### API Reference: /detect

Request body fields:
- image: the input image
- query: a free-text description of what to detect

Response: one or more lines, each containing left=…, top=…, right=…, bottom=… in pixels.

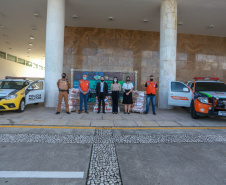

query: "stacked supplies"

left=58, top=88, right=80, bottom=112
left=132, top=90, right=146, bottom=113
left=93, top=96, right=120, bottom=113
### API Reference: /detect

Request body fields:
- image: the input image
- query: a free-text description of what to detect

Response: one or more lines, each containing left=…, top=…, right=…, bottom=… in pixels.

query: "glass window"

left=39, top=65, right=43, bottom=70
left=195, top=82, right=226, bottom=92
left=0, top=51, right=6, bottom=59
left=0, top=81, right=25, bottom=89
left=26, top=61, right=32, bottom=67
left=171, top=82, right=188, bottom=92
left=7, top=54, right=17, bottom=62
left=32, top=63, right=38, bottom=69
left=18, top=58, right=25, bottom=65
left=31, top=82, right=43, bottom=90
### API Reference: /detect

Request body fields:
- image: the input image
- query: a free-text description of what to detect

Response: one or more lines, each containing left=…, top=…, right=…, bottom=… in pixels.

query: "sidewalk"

left=0, top=103, right=226, bottom=127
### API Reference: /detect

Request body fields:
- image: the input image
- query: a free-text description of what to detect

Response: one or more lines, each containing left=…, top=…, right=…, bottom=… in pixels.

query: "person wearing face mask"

left=111, top=77, right=121, bottom=114
left=56, top=73, right=71, bottom=114
left=122, top=76, right=133, bottom=114
left=78, top=74, right=90, bottom=114
left=145, top=75, right=158, bottom=115
left=96, top=76, right=108, bottom=114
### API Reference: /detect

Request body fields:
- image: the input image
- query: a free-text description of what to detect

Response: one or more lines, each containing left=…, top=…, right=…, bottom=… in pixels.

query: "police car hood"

left=0, top=89, right=19, bottom=97
left=198, top=91, right=226, bottom=99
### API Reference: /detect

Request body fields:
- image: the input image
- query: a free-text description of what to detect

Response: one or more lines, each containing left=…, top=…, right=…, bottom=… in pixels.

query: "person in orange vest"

left=78, top=74, right=90, bottom=114
left=145, top=75, right=158, bottom=115
left=56, top=73, right=71, bottom=114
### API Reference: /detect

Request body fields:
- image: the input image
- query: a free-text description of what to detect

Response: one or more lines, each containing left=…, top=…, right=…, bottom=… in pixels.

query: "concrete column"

left=158, top=0, right=177, bottom=109
left=45, top=0, right=65, bottom=107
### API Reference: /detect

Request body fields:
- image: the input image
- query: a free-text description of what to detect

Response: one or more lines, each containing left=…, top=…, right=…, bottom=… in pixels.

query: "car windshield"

left=0, top=81, right=27, bottom=90
left=195, top=82, right=226, bottom=92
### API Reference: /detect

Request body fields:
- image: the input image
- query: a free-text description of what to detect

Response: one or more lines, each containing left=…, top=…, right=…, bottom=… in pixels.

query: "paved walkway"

left=0, top=104, right=226, bottom=127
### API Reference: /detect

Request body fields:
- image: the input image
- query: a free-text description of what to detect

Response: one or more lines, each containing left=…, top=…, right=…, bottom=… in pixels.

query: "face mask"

left=101, top=80, right=104, bottom=82
left=127, top=80, right=130, bottom=82
left=150, top=79, right=153, bottom=81
left=83, top=77, right=87, bottom=80
left=114, top=79, right=117, bottom=82
left=62, top=76, right=66, bottom=79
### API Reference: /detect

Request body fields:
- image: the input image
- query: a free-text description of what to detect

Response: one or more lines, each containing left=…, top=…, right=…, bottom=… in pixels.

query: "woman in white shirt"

left=122, top=76, right=133, bottom=114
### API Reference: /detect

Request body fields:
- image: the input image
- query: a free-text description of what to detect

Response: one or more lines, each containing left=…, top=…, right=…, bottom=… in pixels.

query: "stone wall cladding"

left=64, top=27, right=226, bottom=92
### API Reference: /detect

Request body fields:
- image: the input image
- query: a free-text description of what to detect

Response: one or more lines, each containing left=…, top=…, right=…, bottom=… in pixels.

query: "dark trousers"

left=112, top=91, right=119, bottom=112
left=98, top=92, right=105, bottom=113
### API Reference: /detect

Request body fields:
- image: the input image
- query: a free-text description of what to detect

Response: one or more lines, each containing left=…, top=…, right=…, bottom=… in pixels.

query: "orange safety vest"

left=79, top=79, right=89, bottom=92
left=146, top=81, right=157, bottom=95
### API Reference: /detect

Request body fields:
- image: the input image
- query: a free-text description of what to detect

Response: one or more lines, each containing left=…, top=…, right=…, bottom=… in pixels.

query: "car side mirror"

left=183, top=87, right=189, bottom=92
left=28, top=87, right=33, bottom=91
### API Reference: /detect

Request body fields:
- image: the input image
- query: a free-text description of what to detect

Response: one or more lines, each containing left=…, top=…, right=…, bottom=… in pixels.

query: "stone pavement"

left=1, top=127, right=226, bottom=185
left=0, top=103, right=226, bottom=127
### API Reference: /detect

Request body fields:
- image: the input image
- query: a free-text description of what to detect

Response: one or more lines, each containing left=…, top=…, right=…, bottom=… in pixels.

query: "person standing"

left=111, top=77, right=121, bottom=114
left=96, top=76, right=108, bottom=114
left=78, top=74, right=90, bottom=114
left=56, top=73, right=70, bottom=114
left=122, top=76, right=133, bottom=114
left=145, top=75, right=158, bottom=115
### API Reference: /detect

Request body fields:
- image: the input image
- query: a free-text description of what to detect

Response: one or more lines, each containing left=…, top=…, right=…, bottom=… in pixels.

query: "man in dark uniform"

left=96, top=76, right=108, bottom=114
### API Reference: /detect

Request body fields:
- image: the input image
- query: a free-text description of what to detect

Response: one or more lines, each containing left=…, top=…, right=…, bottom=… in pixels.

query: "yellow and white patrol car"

left=0, top=76, right=45, bottom=112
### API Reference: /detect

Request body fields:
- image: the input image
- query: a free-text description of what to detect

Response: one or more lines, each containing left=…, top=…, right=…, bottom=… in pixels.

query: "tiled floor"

left=0, top=104, right=226, bottom=127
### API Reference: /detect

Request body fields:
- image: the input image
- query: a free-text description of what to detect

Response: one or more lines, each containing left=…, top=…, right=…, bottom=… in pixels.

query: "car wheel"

left=191, top=101, right=199, bottom=119
left=18, top=99, right=25, bottom=112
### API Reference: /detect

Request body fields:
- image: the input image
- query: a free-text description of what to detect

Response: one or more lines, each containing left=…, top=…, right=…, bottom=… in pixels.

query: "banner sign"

left=73, top=71, right=135, bottom=102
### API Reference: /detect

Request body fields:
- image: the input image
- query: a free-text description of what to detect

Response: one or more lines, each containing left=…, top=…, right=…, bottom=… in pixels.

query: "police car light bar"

left=5, top=76, right=27, bottom=80
left=194, top=77, right=220, bottom=81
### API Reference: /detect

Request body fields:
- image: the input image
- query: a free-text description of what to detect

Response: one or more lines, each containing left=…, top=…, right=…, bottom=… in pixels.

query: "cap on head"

left=62, top=73, right=66, bottom=76
left=150, top=75, right=154, bottom=77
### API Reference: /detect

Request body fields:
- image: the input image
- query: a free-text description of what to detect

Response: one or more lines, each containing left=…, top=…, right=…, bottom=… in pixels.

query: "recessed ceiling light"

left=30, top=36, right=35, bottom=40
left=0, top=25, right=5, bottom=29
left=143, top=19, right=149, bottom=23
left=34, top=13, right=40, bottom=17
left=72, top=15, right=78, bottom=19
left=8, top=48, right=12, bottom=50
left=31, top=26, right=36, bottom=30
left=3, top=35, right=8, bottom=38
left=108, top=17, right=114, bottom=21
left=207, top=25, right=214, bottom=29
left=28, top=48, right=31, bottom=51
left=29, top=43, right=33, bottom=46
left=178, top=22, right=183, bottom=25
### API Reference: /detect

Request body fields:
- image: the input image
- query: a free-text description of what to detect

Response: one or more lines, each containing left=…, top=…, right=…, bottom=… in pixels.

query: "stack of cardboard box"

left=58, top=88, right=80, bottom=112
left=132, top=90, right=146, bottom=113
left=93, top=96, right=120, bottom=113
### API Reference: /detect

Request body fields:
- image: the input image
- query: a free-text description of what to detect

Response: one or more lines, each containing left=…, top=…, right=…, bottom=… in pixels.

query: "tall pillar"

left=158, top=0, right=177, bottom=109
left=45, top=0, right=65, bottom=107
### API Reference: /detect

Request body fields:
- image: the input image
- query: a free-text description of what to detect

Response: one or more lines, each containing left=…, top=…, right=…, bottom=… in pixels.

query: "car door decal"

left=171, top=96, right=189, bottom=100
left=29, top=94, right=41, bottom=100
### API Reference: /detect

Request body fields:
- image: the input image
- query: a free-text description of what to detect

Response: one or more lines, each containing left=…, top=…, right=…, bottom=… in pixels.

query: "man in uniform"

left=78, top=74, right=90, bottom=114
left=145, top=75, right=158, bottom=115
left=56, top=73, right=70, bottom=114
